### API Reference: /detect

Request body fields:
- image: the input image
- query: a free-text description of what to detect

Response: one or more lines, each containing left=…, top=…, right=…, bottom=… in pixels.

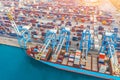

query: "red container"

left=27, top=48, right=31, bottom=55
left=80, top=25, right=84, bottom=29
left=81, top=18, right=85, bottom=23
left=118, top=58, right=120, bottom=64
left=99, top=54, right=105, bottom=59
left=72, top=28, right=75, bottom=32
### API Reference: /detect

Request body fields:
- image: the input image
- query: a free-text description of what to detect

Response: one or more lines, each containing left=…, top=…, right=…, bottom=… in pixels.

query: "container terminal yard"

left=0, top=0, right=120, bottom=80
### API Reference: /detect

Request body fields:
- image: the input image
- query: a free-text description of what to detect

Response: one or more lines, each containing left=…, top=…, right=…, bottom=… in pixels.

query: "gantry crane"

left=99, top=32, right=119, bottom=75
left=79, top=29, right=91, bottom=59
left=7, top=11, right=31, bottom=48
left=41, top=29, right=57, bottom=52
left=54, top=27, right=70, bottom=55
left=35, top=29, right=57, bottom=60
left=99, top=32, right=116, bottom=58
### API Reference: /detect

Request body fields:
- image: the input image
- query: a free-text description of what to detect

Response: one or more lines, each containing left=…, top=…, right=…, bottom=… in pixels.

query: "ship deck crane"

left=79, top=29, right=91, bottom=59
left=54, top=27, right=70, bottom=55
left=35, top=29, right=57, bottom=60
left=7, top=11, right=31, bottom=48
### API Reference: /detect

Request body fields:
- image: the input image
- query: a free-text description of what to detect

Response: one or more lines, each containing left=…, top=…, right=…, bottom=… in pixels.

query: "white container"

left=99, top=58, right=104, bottom=62
left=94, top=36, right=98, bottom=39
left=94, top=44, right=100, bottom=50
left=90, top=30, right=94, bottom=34
left=94, top=38, right=99, bottom=43
left=99, top=64, right=107, bottom=73
left=75, top=56, right=80, bottom=60
left=69, top=58, right=74, bottom=62
left=98, top=34, right=102, bottom=40
left=91, top=34, right=94, bottom=39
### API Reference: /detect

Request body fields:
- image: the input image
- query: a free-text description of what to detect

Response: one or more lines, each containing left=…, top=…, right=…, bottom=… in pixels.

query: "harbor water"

left=0, top=45, right=106, bottom=80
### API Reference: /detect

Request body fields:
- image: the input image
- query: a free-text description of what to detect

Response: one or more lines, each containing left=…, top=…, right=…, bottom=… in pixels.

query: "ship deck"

left=50, top=50, right=99, bottom=72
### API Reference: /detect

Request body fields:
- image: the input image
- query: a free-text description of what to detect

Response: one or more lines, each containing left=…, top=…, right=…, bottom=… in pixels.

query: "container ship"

left=26, top=28, right=120, bottom=80
left=0, top=0, right=120, bottom=80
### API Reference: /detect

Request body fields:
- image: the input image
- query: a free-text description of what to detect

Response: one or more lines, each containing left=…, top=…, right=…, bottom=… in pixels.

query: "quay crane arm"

left=54, top=27, right=70, bottom=55
left=7, top=12, right=21, bottom=35
left=7, top=12, right=31, bottom=48
left=35, top=29, right=57, bottom=60
left=40, top=29, right=57, bottom=54
left=79, top=29, right=91, bottom=59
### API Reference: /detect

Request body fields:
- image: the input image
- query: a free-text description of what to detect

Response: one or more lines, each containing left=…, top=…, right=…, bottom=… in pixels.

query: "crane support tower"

left=99, top=32, right=116, bottom=58
left=79, top=29, right=91, bottom=59
left=54, top=27, right=70, bottom=55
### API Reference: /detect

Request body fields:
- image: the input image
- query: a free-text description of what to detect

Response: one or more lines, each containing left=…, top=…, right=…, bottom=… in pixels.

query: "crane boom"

left=35, top=29, right=57, bottom=59
left=40, top=33, right=55, bottom=53
left=7, top=12, right=21, bottom=35
left=54, top=28, right=70, bottom=54
left=54, top=33, right=67, bottom=54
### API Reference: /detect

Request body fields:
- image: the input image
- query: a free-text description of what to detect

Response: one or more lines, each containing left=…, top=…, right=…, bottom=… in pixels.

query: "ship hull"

left=35, top=59, right=119, bottom=80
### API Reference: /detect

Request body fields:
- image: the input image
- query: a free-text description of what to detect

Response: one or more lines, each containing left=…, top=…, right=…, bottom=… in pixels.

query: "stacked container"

left=57, top=50, right=65, bottom=64
left=68, top=53, right=75, bottom=66
left=74, top=50, right=81, bottom=67
left=99, top=53, right=106, bottom=64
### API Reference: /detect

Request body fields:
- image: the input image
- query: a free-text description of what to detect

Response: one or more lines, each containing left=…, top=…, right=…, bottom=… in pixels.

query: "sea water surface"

left=0, top=45, right=105, bottom=80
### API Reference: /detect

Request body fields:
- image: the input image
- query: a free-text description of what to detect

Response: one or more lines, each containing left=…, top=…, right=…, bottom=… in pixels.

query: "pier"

left=0, top=36, right=41, bottom=48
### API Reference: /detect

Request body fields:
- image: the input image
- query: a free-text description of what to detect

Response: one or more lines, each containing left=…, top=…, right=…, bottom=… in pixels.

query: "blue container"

left=9, top=33, right=17, bottom=37
left=33, top=48, right=38, bottom=52
left=42, top=32, right=46, bottom=36
left=114, top=28, right=118, bottom=33
left=98, top=26, right=102, bottom=30
left=18, top=17, right=24, bottom=21
left=72, top=37, right=78, bottom=41
left=77, top=32, right=81, bottom=35
left=37, top=24, right=41, bottom=27
left=0, top=31, right=5, bottom=34
left=87, top=25, right=90, bottom=29
left=117, top=38, right=120, bottom=42
left=32, top=31, right=38, bottom=35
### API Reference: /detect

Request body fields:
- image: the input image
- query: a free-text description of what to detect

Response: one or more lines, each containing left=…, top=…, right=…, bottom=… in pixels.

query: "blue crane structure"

left=113, top=27, right=120, bottom=51
left=7, top=12, right=31, bottom=48
left=35, top=29, right=57, bottom=60
left=99, top=32, right=116, bottom=58
left=40, top=29, right=57, bottom=53
left=79, top=29, right=91, bottom=59
left=116, top=37, right=120, bottom=51
left=54, top=27, right=70, bottom=54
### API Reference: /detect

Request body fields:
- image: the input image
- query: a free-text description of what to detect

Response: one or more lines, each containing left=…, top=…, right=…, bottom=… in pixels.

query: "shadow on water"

left=0, top=45, right=107, bottom=80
